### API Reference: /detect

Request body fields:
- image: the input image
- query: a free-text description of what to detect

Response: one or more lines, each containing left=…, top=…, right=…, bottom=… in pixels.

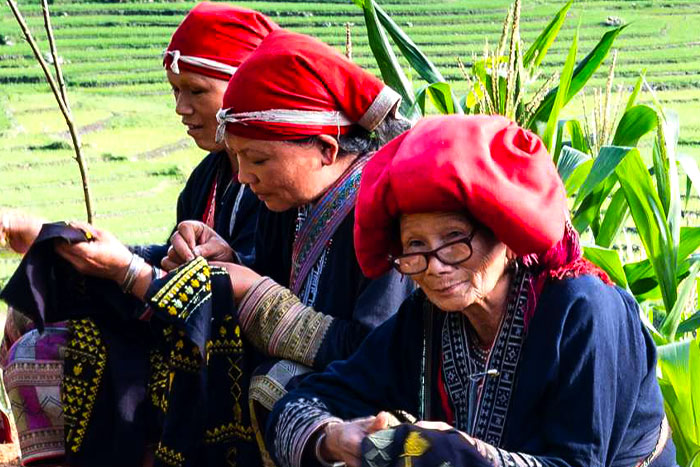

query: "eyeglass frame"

left=388, top=227, right=478, bottom=275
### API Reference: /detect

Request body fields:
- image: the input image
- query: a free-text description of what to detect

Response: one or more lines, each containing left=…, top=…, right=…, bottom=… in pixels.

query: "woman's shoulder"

left=536, top=274, right=642, bottom=340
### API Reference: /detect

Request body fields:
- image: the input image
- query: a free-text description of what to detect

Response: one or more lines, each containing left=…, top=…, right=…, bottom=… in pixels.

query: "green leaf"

left=625, top=69, right=646, bottom=112
left=625, top=227, right=700, bottom=298
left=557, top=145, right=591, bottom=184
left=678, top=309, right=700, bottom=335
left=542, top=25, right=578, bottom=152
left=523, top=0, right=573, bottom=69
left=357, top=0, right=416, bottom=118
left=529, top=25, right=627, bottom=127
left=611, top=104, right=658, bottom=147
left=661, top=261, right=700, bottom=340
left=596, top=187, right=629, bottom=248
left=615, top=148, right=677, bottom=312
left=583, top=245, right=628, bottom=288
left=414, top=82, right=456, bottom=115
left=564, top=159, right=593, bottom=197
left=566, top=119, right=591, bottom=154
left=373, top=4, right=442, bottom=84
left=574, top=146, right=630, bottom=209
left=679, top=153, right=700, bottom=200
left=657, top=339, right=699, bottom=464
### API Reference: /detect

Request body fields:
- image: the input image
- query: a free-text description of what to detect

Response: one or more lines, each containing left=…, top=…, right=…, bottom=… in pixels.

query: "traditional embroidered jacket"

left=268, top=272, right=677, bottom=467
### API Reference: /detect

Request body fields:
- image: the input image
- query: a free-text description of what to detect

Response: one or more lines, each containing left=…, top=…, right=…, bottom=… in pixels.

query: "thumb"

left=177, top=222, right=201, bottom=250
left=193, top=241, right=229, bottom=260
left=367, top=412, right=390, bottom=433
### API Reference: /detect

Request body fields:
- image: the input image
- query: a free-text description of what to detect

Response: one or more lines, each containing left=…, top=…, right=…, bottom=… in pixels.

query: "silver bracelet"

left=121, top=254, right=146, bottom=294
left=314, top=432, right=346, bottom=467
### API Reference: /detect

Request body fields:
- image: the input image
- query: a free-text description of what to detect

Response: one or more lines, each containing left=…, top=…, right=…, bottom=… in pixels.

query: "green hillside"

left=1, top=0, right=699, bottom=290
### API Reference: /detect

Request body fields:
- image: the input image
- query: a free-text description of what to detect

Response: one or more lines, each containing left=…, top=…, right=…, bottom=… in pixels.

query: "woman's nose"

left=175, top=94, right=194, bottom=116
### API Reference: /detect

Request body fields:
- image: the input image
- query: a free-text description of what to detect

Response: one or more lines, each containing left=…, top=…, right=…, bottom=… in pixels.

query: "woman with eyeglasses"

left=266, top=115, right=677, bottom=467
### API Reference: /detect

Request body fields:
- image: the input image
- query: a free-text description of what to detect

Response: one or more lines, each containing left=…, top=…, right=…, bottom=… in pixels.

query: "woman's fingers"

left=169, top=232, right=195, bottom=263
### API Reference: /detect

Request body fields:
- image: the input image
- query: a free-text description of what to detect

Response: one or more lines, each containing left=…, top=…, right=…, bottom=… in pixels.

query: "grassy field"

left=1, top=0, right=699, bottom=299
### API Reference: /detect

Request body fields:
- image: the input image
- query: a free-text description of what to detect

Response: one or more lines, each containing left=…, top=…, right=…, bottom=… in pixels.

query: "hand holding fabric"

left=54, top=221, right=133, bottom=283
left=162, top=220, right=234, bottom=270
left=321, top=412, right=390, bottom=467
left=0, top=209, right=46, bottom=254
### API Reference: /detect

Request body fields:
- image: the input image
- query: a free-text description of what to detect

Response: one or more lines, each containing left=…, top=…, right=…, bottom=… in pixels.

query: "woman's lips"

left=431, top=281, right=464, bottom=294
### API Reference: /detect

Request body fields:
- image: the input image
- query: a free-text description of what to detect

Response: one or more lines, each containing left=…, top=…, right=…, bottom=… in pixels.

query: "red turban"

left=164, top=2, right=278, bottom=81
left=216, top=29, right=401, bottom=141
left=354, top=115, right=569, bottom=279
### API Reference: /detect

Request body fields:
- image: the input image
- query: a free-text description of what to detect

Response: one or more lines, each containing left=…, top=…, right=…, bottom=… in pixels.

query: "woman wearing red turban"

left=0, top=3, right=276, bottom=466
left=266, top=115, right=677, bottom=467
left=37, top=29, right=414, bottom=466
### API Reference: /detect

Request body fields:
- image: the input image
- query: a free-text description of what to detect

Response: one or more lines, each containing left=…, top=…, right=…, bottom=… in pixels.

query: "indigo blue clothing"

left=252, top=206, right=413, bottom=369
left=133, top=150, right=260, bottom=267
left=268, top=275, right=676, bottom=467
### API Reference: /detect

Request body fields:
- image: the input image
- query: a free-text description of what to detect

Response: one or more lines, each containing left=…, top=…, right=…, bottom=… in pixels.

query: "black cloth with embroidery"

left=0, top=222, right=153, bottom=466
left=145, top=258, right=260, bottom=467
left=361, top=425, right=492, bottom=467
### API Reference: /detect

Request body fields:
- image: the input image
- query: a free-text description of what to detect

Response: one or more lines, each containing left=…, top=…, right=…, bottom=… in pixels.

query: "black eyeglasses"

left=389, top=228, right=477, bottom=275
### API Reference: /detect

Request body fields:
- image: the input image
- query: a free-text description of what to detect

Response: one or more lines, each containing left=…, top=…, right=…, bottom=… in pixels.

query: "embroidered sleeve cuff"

left=238, top=277, right=334, bottom=368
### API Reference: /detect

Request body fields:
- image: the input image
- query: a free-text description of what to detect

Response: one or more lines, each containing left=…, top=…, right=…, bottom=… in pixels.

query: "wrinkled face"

left=400, top=212, right=508, bottom=312
left=226, top=134, right=336, bottom=212
left=167, top=69, right=228, bottom=152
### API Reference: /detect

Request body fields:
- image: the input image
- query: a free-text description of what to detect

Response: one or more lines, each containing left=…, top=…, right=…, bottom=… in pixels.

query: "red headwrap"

left=216, top=29, right=401, bottom=142
left=164, top=2, right=278, bottom=81
left=354, top=115, right=571, bottom=279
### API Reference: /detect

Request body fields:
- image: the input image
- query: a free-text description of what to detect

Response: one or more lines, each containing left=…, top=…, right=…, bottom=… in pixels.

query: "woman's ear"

left=316, top=134, right=340, bottom=166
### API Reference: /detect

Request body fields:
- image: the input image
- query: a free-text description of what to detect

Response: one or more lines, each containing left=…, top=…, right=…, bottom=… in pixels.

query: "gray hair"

left=292, top=115, right=412, bottom=157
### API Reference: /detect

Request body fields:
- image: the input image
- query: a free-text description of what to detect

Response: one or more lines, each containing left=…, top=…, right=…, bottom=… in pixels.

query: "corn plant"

left=352, top=0, right=624, bottom=145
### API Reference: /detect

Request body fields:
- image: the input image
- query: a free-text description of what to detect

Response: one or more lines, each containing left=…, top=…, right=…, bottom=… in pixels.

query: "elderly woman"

left=151, top=28, right=415, bottom=462
left=266, top=115, right=677, bottom=467
left=0, top=4, right=275, bottom=466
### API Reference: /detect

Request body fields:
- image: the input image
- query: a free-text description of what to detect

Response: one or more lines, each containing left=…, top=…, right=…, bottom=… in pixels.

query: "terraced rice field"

left=1, top=0, right=699, bottom=292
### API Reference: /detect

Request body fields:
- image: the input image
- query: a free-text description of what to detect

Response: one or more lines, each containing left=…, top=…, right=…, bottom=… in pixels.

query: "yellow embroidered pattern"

left=148, top=349, right=169, bottom=413
left=63, top=318, right=107, bottom=454
left=155, top=443, right=185, bottom=467
left=151, top=257, right=212, bottom=322
left=402, top=431, right=430, bottom=457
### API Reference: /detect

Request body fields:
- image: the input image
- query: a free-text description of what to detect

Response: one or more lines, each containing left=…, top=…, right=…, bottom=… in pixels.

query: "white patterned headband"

left=164, top=50, right=238, bottom=77
left=214, top=86, right=402, bottom=143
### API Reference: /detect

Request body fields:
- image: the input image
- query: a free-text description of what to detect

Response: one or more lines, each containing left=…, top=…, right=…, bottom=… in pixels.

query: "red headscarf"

left=216, top=29, right=401, bottom=142
left=355, top=115, right=571, bottom=278
left=164, top=2, right=279, bottom=81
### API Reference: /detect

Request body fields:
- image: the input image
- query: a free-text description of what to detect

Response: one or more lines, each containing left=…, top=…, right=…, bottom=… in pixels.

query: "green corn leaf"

left=566, top=119, right=591, bottom=154
left=542, top=25, right=578, bottom=152
left=615, top=148, right=677, bottom=312
left=679, top=154, right=700, bottom=199
left=596, top=187, right=629, bottom=248
left=529, top=25, right=627, bottom=127
left=678, top=309, right=700, bottom=336
left=625, top=227, right=700, bottom=299
left=657, top=339, right=700, bottom=464
left=564, top=159, right=593, bottom=197
left=414, top=82, right=457, bottom=115
left=660, top=261, right=700, bottom=340
left=356, top=0, right=416, bottom=118
left=625, top=69, right=647, bottom=112
left=612, top=104, right=658, bottom=147
left=583, top=245, right=628, bottom=288
left=573, top=176, right=617, bottom=235
left=574, top=146, right=630, bottom=209
left=373, top=3, right=443, bottom=84
left=522, top=0, right=573, bottom=69
left=557, top=145, right=591, bottom=185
